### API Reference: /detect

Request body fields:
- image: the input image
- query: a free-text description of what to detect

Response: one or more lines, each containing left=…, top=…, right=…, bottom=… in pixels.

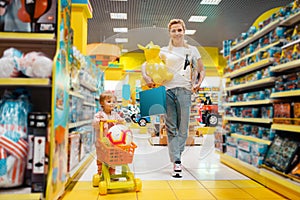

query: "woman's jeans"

left=165, top=87, right=191, bottom=163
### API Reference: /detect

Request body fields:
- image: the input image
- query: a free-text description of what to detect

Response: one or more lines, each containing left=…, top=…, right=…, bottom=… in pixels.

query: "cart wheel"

left=99, top=181, right=107, bottom=195
left=138, top=118, right=147, bottom=127
left=92, top=174, right=100, bottom=187
left=207, top=114, right=218, bottom=127
left=134, top=178, right=142, bottom=192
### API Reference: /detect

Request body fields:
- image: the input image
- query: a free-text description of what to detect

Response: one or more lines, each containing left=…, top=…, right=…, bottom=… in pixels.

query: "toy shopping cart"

left=92, top=120, right=142, bottom=195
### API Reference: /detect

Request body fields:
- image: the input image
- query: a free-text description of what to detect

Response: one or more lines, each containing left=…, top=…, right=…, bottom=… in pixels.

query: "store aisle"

left=60, top=132, right=287, bottom=200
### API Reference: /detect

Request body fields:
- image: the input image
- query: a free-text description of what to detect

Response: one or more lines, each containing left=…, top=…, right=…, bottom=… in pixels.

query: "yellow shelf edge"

left=231, top=19, right=281, bottom=51
left=224, top=116, right=272, bottom=124
left=0, top=78, right=50, bottom=85
left=224, top=59, right=273, bottom=78
left=225, top=77, right=275, bottom=92
left=280, top=11, right=300, bottom=26
left=224, top=99, right=273, bottom=107
left=270, top=90, right=300, bottom=98
left=65, top=153, right=94, bottom=188
left=0, top=32, right=55, bottom=40
left=220, top=154, right=300, bottom=200
left=230, top=42, right=279, bottom=66
left=271, top=123, right=300, bottom=133
left=0, top=193, right=42, bottom=200
left=270, top=59, right=300, bottom=72
left=231, top=133, right=271, bottom=145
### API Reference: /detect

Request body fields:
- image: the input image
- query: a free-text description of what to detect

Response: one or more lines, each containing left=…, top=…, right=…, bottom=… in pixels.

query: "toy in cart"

left=92, top=120, right=142, bottom=195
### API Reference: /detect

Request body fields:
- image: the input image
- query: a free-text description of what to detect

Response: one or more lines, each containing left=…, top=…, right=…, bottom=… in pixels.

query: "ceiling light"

left=110, top=13, right=127, bottom=20
left=200, top=0, right=222, bottom=5
left=185, top=30, right=196, bottom=35
left=113, top=27, right=128, bottom=33
left=188, top=16, right=207, bottom=22
left=115, top=38, right=128, bottom=43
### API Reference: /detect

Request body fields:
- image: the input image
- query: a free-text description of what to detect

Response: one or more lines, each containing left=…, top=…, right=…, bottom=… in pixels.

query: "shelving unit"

left=222, top=3, right=300, bottom=199
left=0, top=1, right=97, bottom=200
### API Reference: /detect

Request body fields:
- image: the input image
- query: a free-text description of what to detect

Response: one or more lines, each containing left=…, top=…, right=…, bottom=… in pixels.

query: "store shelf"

left=69, top=91, right=84, bottom=99
left=281, top=38, right=300, bottom=49
left=230, top=19, right=281, bottom=52
left=0, top=33, right=57, bottom=58
left=0, top=32, right=55, bottom=40
left=230, top=40, right=280, bottom=66
left=224, top=99, right=274, bottom=107
left=280, top=11, right=300, bottom=26
left=270, top=59, right=300, bottom=72
left=80, top=81, right=97, bottom=92
left=220, top=153, right=300, bottom=200
left=83, top=102, right=96, bottom=107
left=225, top=77, right=276, bottom=92
left=271, top=123, right=300, bottom=133
left=0, top=78, right=51, bottom=86
left=231, top=133, right=271, bottom=145
left=224, top=58, right=274, bottom=79
left=270, top=90, right=300, bottom=98
left=69, top=120, right=93, bottom=129
left=261, top=165, right=300, bottom=184
left=65, top=152, right=94, bottom=187
left=224, top=116, right=272, bottom=124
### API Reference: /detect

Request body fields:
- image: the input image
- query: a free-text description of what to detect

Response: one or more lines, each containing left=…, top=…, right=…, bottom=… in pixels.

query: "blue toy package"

left=0, top=90, right=31, bottom=188
left=139, top=86, right=166, bottom=117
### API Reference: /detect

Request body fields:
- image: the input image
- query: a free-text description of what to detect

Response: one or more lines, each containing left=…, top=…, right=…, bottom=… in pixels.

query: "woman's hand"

left=143, top=74, right=156, bottom=88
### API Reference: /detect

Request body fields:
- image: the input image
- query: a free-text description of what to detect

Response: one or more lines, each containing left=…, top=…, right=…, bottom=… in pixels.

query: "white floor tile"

left=79, top=132, right=249, bottom=182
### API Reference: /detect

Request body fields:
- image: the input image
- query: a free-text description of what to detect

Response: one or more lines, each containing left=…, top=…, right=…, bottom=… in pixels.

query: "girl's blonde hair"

left=167, top=19, right=189, bottom=50
left=99, top=91, right=116, bottom=107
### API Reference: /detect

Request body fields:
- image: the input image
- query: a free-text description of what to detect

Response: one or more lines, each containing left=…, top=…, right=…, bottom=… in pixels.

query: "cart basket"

left=97, top=140, right=137, bottom=166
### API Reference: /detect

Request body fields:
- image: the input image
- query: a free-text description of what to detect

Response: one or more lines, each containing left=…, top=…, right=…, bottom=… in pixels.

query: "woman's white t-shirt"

left=160, top=45, right=201, bottom=90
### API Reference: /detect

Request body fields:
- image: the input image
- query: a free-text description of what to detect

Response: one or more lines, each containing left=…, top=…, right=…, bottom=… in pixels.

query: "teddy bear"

left=138, top=41, right=173, bottom=88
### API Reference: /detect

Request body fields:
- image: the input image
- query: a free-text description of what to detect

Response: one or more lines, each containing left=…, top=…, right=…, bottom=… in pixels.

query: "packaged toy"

left=0, top=48, right=23, bottom=78
left=0, top=90, right=31, bottom=188
left=19, top=51, right=53, bottom=78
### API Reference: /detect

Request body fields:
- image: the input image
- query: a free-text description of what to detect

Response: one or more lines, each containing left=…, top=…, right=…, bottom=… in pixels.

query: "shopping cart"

left=92, top=120, right=142, bottom=195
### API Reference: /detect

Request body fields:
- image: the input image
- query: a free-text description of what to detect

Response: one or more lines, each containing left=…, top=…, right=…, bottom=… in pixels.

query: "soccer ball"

left=106, top=125, right=133, bottom=146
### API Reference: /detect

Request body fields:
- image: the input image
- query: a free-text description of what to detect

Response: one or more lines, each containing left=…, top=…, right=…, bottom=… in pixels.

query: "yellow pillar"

left=71, top=0, right=93, bottom=54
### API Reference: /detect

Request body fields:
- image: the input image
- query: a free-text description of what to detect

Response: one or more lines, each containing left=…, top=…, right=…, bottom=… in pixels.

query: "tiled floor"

left=60, top=132, right=287, bottom=200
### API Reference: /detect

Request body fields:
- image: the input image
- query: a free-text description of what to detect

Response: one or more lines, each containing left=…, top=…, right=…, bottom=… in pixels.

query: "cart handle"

left=99, top=119, right=119, bottom=139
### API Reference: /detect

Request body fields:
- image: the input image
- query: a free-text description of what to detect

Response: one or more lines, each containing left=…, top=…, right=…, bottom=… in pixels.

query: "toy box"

left=0, top=0, right=57, bottom=33
left=264, top=135, right=300, bottom=173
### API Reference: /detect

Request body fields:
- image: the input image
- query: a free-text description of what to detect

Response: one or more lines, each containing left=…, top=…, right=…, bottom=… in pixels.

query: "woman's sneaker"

left=172, top=161, right=182, bottom=178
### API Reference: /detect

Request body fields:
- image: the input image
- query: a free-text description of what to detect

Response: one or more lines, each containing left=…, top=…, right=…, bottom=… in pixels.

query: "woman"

left=142, top=19, right=205, bottom=178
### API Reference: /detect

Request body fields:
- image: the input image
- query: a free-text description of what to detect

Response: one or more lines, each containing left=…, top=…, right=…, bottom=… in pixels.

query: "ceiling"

left=87, top=0, right=292, bottom=53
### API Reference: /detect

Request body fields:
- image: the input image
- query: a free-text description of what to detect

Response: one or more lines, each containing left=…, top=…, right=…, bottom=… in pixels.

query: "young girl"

left=92, top=91, right=124, bottom=176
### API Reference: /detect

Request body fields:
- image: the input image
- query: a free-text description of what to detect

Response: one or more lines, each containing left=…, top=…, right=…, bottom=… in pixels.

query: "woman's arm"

left=192, top=58, right=205, bottom=93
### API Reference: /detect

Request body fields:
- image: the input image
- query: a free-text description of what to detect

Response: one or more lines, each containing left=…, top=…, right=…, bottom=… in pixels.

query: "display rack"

left=221, top=3, right=300, bottom=199
left=0, top=0, right=97, bottom=199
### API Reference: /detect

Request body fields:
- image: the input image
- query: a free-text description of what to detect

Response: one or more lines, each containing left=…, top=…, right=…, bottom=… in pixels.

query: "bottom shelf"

left=0, top=153, right=94, bottom=200
left=220, top=153, right=300, bottom=200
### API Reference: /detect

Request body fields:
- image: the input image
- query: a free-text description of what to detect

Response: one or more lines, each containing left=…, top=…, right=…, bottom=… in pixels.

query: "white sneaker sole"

left=172, top=172, right=182, bottom=178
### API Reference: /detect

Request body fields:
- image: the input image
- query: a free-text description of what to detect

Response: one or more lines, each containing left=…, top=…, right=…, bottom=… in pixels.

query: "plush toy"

left=19, top=51, right=53, bottom=78
left=138, top=41, right=173, bottom=88
left=0, top=48, right=22, bottom=78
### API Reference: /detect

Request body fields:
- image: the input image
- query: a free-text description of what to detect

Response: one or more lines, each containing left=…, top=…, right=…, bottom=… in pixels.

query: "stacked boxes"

left=27, top=112, right=50, bottom=193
